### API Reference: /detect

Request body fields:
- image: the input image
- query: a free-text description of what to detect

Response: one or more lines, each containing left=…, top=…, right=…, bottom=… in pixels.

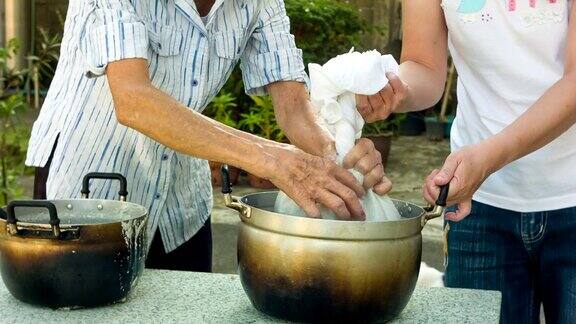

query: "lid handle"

left=81, top=172, right=128, bottom=201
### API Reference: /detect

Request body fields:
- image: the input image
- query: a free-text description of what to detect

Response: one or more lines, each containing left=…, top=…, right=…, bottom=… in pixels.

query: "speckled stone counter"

left=1, top=270, right=500, bottom=323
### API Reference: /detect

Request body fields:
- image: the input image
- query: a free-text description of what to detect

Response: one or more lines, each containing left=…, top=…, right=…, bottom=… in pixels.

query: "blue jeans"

left=444, top=201, right=576, bottom=324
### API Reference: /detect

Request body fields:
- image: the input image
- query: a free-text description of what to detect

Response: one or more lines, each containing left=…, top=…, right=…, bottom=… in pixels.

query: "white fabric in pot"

left=274, top=49, right=402, bottom=221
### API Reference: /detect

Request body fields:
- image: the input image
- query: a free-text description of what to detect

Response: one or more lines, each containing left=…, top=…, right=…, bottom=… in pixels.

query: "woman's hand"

left=423, top=142, right=503, bottom=221
left=264, top=144, right=367, bottom=220
left=342, top=138, right=392, bottom=195
left=356, top=73, right=409, bottom=123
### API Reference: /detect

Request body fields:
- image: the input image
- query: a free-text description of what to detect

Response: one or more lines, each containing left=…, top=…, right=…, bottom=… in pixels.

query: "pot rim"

left=233, top=191, right=428, bottom=241
left=1, top=199, right=148, bottom=227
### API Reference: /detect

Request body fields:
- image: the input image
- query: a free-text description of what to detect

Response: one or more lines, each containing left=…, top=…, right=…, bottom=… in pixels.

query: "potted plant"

left=203, top=92, right=241, bottom=186
left=238, top=96, right=286, bottom=189
left=362, top=114, right=405, bottom=169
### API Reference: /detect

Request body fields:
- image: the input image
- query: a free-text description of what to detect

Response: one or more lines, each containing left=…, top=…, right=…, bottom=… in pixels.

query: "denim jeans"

left=444, top=201, right=576, bottom=324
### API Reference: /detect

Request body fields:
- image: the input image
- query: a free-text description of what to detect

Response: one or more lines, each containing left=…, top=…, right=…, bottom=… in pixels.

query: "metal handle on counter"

left=7, top=200, right=61, bottom=237
left=221, top=165, right=251, bottom=219
left=421, top=184, right=450, bottom=226
left=81, top=172, right=128, bottom=201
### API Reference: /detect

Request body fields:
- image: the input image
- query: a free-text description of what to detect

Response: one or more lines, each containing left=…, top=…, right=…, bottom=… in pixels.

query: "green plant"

left=362, top=114, right=406, bottom=136
left=238, top=96, right=286, bottom=142
left=0, top=39, right=31, bottom=205
left=29, top=28, right=62, bottom=86
left=0, top=95, right=29, bottom=205
left=26, top=27, right=62, bottom=108
left=204, top=92, right=238, bottom=128
left=218, top=0, right=368, bottom=129
left=286, top=0, right=367, bottom=65
left=0, top=39, right=28, bottom=93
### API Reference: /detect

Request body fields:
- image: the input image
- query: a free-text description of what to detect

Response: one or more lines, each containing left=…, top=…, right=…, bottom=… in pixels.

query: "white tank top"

left=441, top=0, right=576, bottom=212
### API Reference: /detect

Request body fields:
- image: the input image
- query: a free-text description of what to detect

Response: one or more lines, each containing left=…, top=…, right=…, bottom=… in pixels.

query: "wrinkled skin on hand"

left=267, top=144, right=367, bottom=220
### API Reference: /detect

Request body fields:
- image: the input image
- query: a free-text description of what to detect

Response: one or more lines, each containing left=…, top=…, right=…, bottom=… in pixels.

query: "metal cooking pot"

left=0, top=173, right=148, bottom=309
left=221, top=166, right=448, bottom=323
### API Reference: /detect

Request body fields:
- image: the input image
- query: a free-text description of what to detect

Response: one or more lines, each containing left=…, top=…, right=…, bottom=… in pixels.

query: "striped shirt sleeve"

left=240, top=0, right=309, bottom=95
left=79, top=0, right=149, bottom=77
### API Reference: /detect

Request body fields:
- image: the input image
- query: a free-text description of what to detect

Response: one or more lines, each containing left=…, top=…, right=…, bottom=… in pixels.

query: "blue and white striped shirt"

left=26, top=0, right=307, bottom=252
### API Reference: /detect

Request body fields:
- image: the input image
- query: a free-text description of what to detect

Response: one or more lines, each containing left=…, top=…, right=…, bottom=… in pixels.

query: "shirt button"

left=192, top=79, right=199, bottom=86
left=154, top=193, right=161, bottom=199
left=161, top=154, right=169, bottom=161
left=237, top=47, right=242, bottom=54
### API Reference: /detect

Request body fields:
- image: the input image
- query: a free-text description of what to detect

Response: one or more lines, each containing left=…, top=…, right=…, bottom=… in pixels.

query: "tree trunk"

left=4, top=0, right=32, bottom=70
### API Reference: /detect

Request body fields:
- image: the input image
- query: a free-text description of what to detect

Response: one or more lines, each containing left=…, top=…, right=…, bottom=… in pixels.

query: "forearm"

left=110, top=82, right=282, bottom=179
left=268, top=81, right=336, bottom=159
left=397, top=60, right=447, bottom=112
left=396, top=0, right=449, bottom=113
left=485, top=74, right=576, bottom=171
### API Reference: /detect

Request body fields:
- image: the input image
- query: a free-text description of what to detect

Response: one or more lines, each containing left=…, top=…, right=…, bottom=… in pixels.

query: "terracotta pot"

left=210, top=162, right=239, bottom=187
left=366, top=132, right=393, bottom=169
left=248, top=174, right=276, bottom=189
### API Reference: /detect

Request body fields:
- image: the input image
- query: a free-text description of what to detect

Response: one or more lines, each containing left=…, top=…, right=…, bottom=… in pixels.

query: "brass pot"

left=221, top=166, right=447, bottom=322
left=0, top=173, right=148, bottom=309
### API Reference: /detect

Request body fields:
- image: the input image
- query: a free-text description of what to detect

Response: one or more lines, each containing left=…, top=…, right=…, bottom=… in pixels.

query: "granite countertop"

left=0, top=270, right=501, bottom=323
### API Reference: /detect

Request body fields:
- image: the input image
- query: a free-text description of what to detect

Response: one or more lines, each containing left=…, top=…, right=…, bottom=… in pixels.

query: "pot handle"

left=6, top=200, right=61, bottom=237
left=81, top=172, right=128, bottom=201
left=221, top=165, right=251, bottom=219
left=421, top=184, right=450, bottom=226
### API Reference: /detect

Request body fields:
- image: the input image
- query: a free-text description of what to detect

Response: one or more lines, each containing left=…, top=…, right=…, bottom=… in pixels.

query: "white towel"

left=274, top=49, right=402, bottom=221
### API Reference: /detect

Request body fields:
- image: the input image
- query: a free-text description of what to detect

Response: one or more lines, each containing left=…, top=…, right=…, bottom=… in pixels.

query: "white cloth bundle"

left=274, top=49, right=402, bottom=221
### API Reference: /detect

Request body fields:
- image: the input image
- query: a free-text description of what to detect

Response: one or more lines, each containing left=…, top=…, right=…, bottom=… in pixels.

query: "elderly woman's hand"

left=342, top=138, right=393, bottom=195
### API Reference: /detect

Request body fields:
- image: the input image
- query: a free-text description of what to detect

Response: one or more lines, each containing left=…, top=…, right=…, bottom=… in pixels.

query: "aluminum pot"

left=0, top=173, right=148, bottom=309
left=221, top=166, right=448, bottom=323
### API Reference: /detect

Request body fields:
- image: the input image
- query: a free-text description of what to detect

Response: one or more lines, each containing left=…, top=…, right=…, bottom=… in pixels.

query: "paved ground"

left=19, top=135, right=451, bottom=273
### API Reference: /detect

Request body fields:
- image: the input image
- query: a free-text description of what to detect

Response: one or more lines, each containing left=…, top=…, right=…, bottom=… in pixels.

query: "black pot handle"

left=7, top=200, right=61, bottom=237
left=422, top=183, right=450, bottom=226
left=221, top=165, right=233, bottom=194
left=81, top=172, right=128, bottom=201
left=436, top=184, right=450, bottom=207
left=220, top=165, right=250, bottom=218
